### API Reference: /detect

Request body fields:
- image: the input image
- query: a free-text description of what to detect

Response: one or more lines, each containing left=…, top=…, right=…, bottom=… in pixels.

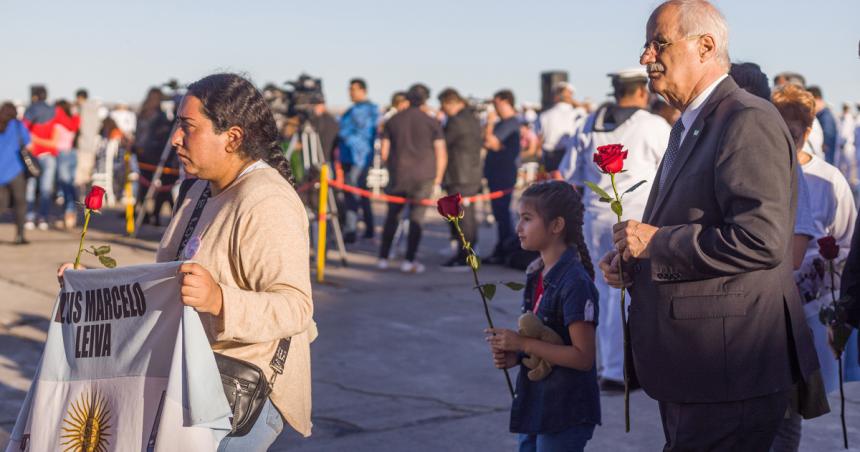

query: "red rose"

left=817, top=236, right=839, bottom=260
left=85, top=186, right=106, bottom=210
left=437, top=193, right=463, bottom=219
left=593, top=144, right=628, bottom=174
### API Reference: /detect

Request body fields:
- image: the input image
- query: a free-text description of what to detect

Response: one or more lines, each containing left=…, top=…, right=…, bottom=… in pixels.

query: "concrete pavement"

left=0, top=206, right=858, bottom=451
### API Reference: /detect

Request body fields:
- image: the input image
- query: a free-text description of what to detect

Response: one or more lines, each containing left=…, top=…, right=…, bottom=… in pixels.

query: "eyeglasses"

left=641, top=34, right=705, bottom=57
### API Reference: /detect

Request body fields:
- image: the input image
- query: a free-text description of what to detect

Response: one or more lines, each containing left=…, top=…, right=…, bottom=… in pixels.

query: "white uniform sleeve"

left=830, top=171, right=857, bottom=256
left=794, top=167, right=818, bottom=238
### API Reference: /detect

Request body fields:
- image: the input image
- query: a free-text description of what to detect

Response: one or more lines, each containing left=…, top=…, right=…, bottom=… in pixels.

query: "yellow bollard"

left=316, top=164, right=329, bottom=282
left=124, top=151, right=135, bottom=235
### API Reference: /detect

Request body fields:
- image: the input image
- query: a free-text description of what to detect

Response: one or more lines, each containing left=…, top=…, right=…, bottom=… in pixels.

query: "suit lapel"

left=646, top=77, right=739, bottom=223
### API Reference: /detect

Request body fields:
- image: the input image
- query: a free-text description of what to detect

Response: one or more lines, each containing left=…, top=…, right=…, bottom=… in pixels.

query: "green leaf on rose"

left=598, top=197, right=612, bottom=203
left=621, top=180, right=648, bottom=199
left=91, top=245, right=111, bottom=256
left=503, top=282, right=525, bottom=291
left=98, top=255, right=117, bottom=269
left=611, top=200, right=623, bottom=217
left=477, top=283, right=497, bottom=301
left=584, top=181, right=613, bottom=202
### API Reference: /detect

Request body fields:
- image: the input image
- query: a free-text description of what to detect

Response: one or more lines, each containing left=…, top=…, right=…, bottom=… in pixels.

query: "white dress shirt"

left=678, top=73, right=728, bottom=146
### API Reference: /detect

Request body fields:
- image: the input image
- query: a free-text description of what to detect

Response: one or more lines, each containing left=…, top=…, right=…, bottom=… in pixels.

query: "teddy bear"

left=517, top=311, right=563, bottom=381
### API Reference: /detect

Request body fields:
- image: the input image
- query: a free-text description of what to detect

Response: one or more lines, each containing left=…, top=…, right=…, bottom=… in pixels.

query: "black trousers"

left=658, top=390, right=789, bottom=452
left=0, top=172, right=27, bottom=238
left=379, top=182, right=433, bottom=262
left=446, top=183, right=480, bottom=256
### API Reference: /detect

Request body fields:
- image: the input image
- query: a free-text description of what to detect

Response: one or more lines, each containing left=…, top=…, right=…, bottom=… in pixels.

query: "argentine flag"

left=6, top=261, right=232, bottom=451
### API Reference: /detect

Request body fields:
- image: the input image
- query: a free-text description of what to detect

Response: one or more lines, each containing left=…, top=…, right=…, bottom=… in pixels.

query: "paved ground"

left=0, top=204, right=858, bottom=451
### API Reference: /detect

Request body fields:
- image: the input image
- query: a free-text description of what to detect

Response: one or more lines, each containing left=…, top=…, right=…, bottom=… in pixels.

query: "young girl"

left=487, top=180, right=600, bottom=452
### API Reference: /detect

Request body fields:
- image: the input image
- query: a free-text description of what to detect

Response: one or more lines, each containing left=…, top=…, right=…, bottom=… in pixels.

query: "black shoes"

left=13, top=235, right=29, bottom=245
left=343, top=231, right=357, bottom=244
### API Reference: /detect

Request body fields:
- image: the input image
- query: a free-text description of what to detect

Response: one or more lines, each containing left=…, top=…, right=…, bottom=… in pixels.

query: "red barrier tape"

left=138, top=174, right=176, bottom=192
left=138, top=162, right=181, bottom=175
left=300, top=177, right=514, bottom=205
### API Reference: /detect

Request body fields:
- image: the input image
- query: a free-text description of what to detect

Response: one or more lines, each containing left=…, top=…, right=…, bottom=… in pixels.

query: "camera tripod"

left=295, top=120, right=349, bottom=267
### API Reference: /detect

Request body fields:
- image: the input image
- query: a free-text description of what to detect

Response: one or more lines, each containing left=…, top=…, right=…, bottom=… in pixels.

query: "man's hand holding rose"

left=613, top=220, right=659, bottom=261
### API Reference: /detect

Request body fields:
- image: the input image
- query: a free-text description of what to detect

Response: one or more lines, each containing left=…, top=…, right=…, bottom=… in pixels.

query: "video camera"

left=158, top=78, right=186, bottom=120
left=264, top=74, right=324, bottom=125
left=285, top=74, right=324, bottom=119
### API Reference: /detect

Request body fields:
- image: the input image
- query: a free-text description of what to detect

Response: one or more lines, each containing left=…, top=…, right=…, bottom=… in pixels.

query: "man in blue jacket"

left=808, top=86, right=838, bottom=165
left=338, top=78, right=379, bottom=243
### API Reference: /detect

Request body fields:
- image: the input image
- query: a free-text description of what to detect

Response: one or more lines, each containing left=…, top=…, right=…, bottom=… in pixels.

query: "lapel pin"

left=693, top=129, right=700, bottom=136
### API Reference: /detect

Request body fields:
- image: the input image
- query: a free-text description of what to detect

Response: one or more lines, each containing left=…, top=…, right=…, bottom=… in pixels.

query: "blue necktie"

left=658, top=119, right=686, bottom=194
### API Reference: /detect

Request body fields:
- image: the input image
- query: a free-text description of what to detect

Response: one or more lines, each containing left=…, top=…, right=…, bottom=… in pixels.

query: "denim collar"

left=526, top=247, right=580, bottom=287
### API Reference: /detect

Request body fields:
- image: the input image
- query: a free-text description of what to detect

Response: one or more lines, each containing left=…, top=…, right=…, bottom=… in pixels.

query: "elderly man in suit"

left=600, top=1, right=829, bottom=450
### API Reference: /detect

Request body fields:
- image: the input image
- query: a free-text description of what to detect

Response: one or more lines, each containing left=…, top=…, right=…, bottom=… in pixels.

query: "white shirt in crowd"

left=804, top=117, right=825, bottom=160
left=838, top=112, right=855, bottom=155
left=538, top=102, right=587, bottom=152
left=798, top=154, right=855, bottom=257
left=836, top=112, right=856, bottom=183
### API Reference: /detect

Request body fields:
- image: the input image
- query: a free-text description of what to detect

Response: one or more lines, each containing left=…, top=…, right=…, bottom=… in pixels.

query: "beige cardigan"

left=156, top=167, right=315, bottom=437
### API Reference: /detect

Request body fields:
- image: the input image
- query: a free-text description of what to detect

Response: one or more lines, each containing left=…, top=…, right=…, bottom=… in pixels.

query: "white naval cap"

left=608, top=67, right=649, bottom=82
left=552, top=80, right=576, bottom=95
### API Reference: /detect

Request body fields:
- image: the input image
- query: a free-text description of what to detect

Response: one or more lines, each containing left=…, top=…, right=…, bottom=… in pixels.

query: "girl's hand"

left=492, top=350, right=519, bottom=369
left=179, top=262, right=223, bottom=315
left=485, top=328, right=525, bottom=352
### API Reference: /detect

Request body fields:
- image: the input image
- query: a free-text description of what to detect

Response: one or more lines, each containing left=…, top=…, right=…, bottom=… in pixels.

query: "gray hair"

left=651, top=0, right=730, bottom=70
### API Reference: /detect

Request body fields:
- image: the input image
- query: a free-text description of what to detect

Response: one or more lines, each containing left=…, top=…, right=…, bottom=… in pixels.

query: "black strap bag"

left=174, top=179, right=290, bottom=437
left=17, top=123, right=41, bottom=178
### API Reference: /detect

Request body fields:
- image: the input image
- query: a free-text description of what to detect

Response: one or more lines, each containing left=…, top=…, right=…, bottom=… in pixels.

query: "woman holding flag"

left=60, top=73, right=316, bottom=451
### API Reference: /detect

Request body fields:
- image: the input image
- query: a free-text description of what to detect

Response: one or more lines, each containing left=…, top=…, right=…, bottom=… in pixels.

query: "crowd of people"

left=3, top=0, right=860, bottom=449
left=0, top=84, right=184, bottom=244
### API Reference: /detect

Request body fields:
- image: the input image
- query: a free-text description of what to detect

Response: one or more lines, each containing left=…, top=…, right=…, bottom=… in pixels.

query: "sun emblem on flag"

left=61, top=389, right=112, bottom=452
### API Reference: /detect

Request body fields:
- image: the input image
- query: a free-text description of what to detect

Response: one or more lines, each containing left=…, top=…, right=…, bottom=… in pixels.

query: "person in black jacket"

left=838, top=209, right=860, bottom=365
left=438, top=88, right=483, bottom=269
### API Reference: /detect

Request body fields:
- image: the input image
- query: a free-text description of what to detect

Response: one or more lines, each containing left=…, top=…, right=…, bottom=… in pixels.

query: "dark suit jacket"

left=839, top=206, right=860, bottom=363
left=628, top=77, right=827, bottom=417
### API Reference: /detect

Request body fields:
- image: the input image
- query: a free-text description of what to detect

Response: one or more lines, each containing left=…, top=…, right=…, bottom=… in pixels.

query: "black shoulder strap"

left=173, top=178, right=198, bottom=216
left=174, top=181, right=211, bottom=261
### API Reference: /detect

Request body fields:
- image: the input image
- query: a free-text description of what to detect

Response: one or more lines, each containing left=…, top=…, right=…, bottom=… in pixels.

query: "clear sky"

left=2, top=0, right=857, bottom=110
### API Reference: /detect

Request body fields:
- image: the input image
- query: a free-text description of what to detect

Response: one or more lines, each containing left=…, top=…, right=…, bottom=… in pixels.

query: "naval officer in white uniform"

left=558, top=67, right=670, bottom=389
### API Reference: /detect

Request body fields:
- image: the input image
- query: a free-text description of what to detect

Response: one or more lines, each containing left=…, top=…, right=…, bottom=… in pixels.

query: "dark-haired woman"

left=155, top=74, right=315, bottom=450
left=0, top=102, right=31, bottom=244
